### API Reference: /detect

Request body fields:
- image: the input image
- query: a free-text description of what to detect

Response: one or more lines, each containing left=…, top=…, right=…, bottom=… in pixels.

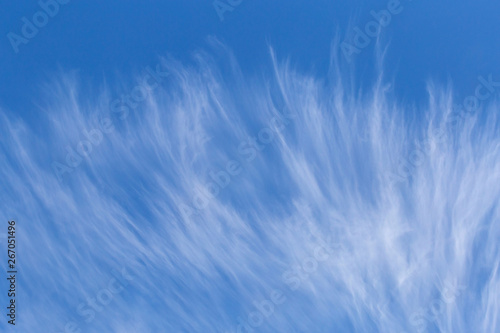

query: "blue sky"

left=2, top=0, right=500, bottom=114
left=1, top=1, right=500, bottom=332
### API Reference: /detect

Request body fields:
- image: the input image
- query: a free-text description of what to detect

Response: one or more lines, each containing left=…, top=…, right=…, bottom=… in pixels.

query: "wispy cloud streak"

left=0, top=41, right=498, bottom=332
